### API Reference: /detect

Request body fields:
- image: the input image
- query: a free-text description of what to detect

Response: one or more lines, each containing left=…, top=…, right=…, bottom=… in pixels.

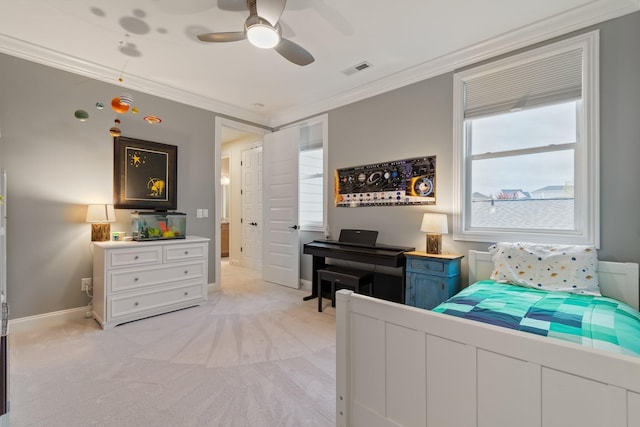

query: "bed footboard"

left=336, top=290, right=640, bottom=427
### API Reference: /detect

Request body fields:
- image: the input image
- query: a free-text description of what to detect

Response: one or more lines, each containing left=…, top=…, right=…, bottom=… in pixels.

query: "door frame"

left=214, top=117, right=269, bottom=289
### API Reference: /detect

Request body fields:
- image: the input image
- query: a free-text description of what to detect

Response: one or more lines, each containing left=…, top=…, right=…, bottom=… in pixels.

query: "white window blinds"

left=464, top=48, right=583, bottom=119
left=298, top=120, right=325, bottom=231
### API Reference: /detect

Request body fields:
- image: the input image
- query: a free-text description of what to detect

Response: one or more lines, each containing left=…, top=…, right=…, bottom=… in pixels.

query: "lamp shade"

left=420, top=213, right=448, bottom=234
left=86, top=204, right=116, bottom=223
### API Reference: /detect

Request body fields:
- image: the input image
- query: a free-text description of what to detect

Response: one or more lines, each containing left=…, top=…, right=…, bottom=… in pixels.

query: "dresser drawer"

left=407, top=257, right=461, bottom=277
left=108, top=282, right=206, bottom=320
left=109, top=261, right=205, bottom=293
left=107, top=246, right=162, bottom=269
left=164, top=243, right=207, bottom=262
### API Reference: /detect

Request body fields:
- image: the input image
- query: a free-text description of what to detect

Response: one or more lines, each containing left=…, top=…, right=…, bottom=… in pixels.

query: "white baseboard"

left=300, top=279, right=311, bottom=293
left=10, top=282, right=219, bottom=334
left=9, top=306, right=90, bottom=334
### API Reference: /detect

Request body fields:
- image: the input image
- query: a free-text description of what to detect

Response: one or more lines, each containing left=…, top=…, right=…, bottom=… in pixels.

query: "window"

left=453, top=31, right=599, bottom=246
left=299, top=146, right=323, bottom=228
left=298, top=115, right=328, bottom=231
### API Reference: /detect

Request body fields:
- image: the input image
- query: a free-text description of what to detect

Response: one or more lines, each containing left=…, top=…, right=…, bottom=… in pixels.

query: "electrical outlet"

left=81, top=277, right=92, bottom=292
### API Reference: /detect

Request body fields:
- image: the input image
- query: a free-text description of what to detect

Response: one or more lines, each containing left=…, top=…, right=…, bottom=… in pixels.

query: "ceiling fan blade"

left=256, top=0, right=286, bottom=26
left=275, top=38, right=314, bottom=66
left=197, top=31, right=247, bottom=42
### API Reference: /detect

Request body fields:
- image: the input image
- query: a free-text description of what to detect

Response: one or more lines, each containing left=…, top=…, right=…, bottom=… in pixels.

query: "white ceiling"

left=0, top=0, right=638, bottom=127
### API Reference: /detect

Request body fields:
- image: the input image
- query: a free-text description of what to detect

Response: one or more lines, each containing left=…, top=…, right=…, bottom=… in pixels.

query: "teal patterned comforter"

left=433, top=280, right=640, bottom=356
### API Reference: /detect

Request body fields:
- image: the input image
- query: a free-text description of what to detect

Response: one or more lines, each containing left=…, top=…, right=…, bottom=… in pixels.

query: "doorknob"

left=289, top=225, right=299, bottom=230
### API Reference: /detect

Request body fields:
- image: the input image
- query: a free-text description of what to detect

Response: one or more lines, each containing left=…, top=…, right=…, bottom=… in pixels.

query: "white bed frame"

left=336, top=250, right=640, bottom=427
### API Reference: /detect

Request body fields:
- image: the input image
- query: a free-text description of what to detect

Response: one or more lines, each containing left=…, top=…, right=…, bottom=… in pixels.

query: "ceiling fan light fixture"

left=246, top=17, right=280, bottom=49
left=197, top=3, right=313, bottom=65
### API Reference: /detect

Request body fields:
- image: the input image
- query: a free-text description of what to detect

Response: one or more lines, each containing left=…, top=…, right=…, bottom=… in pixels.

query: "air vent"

left=342, top=61, right=373, bottom=76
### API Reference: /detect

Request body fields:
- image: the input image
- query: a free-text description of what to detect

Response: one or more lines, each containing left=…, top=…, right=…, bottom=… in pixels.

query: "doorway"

left=214, top=115, right=328, bottom=291
left=215, top=117, right=269, bottom=288
left=221, top=155, right=230, bottom=259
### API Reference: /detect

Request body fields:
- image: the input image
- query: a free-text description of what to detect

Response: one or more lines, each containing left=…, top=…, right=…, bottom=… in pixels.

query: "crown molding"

left=0, top=34, right=270, bottom=126
left=268, top=0, right=639, bottom=127
left=0, top=0, right=637, bottom=129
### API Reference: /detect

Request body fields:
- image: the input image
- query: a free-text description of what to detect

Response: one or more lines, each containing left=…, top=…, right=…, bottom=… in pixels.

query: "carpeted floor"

left=8, top=263, right=336, bottom=427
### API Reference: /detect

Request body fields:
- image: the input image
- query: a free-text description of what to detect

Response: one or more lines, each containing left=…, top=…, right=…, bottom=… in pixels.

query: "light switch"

left=196, top=209, right=203, bottom=218
left=203, top=209, right=208, bottom=218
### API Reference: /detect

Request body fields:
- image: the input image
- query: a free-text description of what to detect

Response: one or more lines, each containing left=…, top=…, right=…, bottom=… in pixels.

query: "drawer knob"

left=184, top=291, right=189, bottom=296
left=184, top=270, right=188, bottom=275
left=134, top=301, right=139, bottom=307
left=134, top=255, right=139, bottom=260
left=134, top=277, right=139, bottom=282
left=184, top=251, right=189, bottom=255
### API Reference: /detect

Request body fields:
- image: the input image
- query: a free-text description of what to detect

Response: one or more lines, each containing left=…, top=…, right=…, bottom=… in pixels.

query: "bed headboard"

left=468, top=250, right=640, bottom=311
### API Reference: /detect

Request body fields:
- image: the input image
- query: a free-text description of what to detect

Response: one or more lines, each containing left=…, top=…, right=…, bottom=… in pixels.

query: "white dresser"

left=92, top=236, right=209, bottom=329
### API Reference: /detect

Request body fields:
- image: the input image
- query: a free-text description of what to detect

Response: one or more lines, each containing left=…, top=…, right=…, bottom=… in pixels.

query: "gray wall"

left=1, top=11, right=639, bottom=319
left=0, top=54, right=220, bottom=319
left=598, top=12, right=640, bottom=262
left=322, top=11, right=640, bottom=283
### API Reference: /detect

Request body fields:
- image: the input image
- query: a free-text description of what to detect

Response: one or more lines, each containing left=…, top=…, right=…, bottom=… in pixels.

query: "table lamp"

left=86, top=204, right=116, bottom=241
left=420, top=213, right=448, bottom=254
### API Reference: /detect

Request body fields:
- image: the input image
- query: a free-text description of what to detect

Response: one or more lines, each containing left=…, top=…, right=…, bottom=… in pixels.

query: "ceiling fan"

left=198, top=0, right=315, bottom=66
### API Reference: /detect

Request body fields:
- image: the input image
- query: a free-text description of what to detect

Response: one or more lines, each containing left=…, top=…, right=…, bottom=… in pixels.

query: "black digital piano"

left=303, top=239, right=415, bottom=304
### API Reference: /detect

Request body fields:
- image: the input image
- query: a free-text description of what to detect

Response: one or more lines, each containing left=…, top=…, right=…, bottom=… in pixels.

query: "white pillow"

left=489, top=242, right=600, bottom=295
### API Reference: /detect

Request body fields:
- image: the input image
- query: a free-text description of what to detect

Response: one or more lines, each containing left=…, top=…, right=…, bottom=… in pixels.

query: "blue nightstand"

left=405, top=251, right=463, bottom=310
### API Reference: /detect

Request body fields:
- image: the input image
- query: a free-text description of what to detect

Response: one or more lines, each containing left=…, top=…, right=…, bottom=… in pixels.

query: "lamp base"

left=426, top=233, right=442, bottom=254
left=91, top=223, right=111, bottom=242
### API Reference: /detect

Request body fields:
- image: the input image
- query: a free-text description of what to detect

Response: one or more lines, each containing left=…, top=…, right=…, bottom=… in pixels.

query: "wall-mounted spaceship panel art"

left=335, top=156, right=436, bottom=207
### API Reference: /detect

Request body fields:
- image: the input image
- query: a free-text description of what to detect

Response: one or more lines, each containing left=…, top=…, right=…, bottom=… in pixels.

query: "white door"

left=241, top=147, right=263, bottom=271
left=262, top=127, right=300, bottom=288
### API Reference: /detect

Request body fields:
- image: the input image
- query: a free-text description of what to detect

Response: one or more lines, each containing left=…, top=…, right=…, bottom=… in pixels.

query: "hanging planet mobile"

left=143, top=115, right=162, bottom=124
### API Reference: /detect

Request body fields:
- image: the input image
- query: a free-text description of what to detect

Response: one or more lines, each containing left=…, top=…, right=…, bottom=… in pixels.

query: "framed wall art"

left=113, top=136, right=177, bottom=210
left=335, top=156, right=436, bottom=207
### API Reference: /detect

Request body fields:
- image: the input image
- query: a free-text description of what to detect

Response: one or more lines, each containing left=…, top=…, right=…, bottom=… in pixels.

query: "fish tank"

left=131, top=211, right=186, bottom=241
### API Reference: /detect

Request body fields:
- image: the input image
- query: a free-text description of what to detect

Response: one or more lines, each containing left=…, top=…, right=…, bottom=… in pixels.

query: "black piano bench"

left=317, top=265, right=373, bottom=312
